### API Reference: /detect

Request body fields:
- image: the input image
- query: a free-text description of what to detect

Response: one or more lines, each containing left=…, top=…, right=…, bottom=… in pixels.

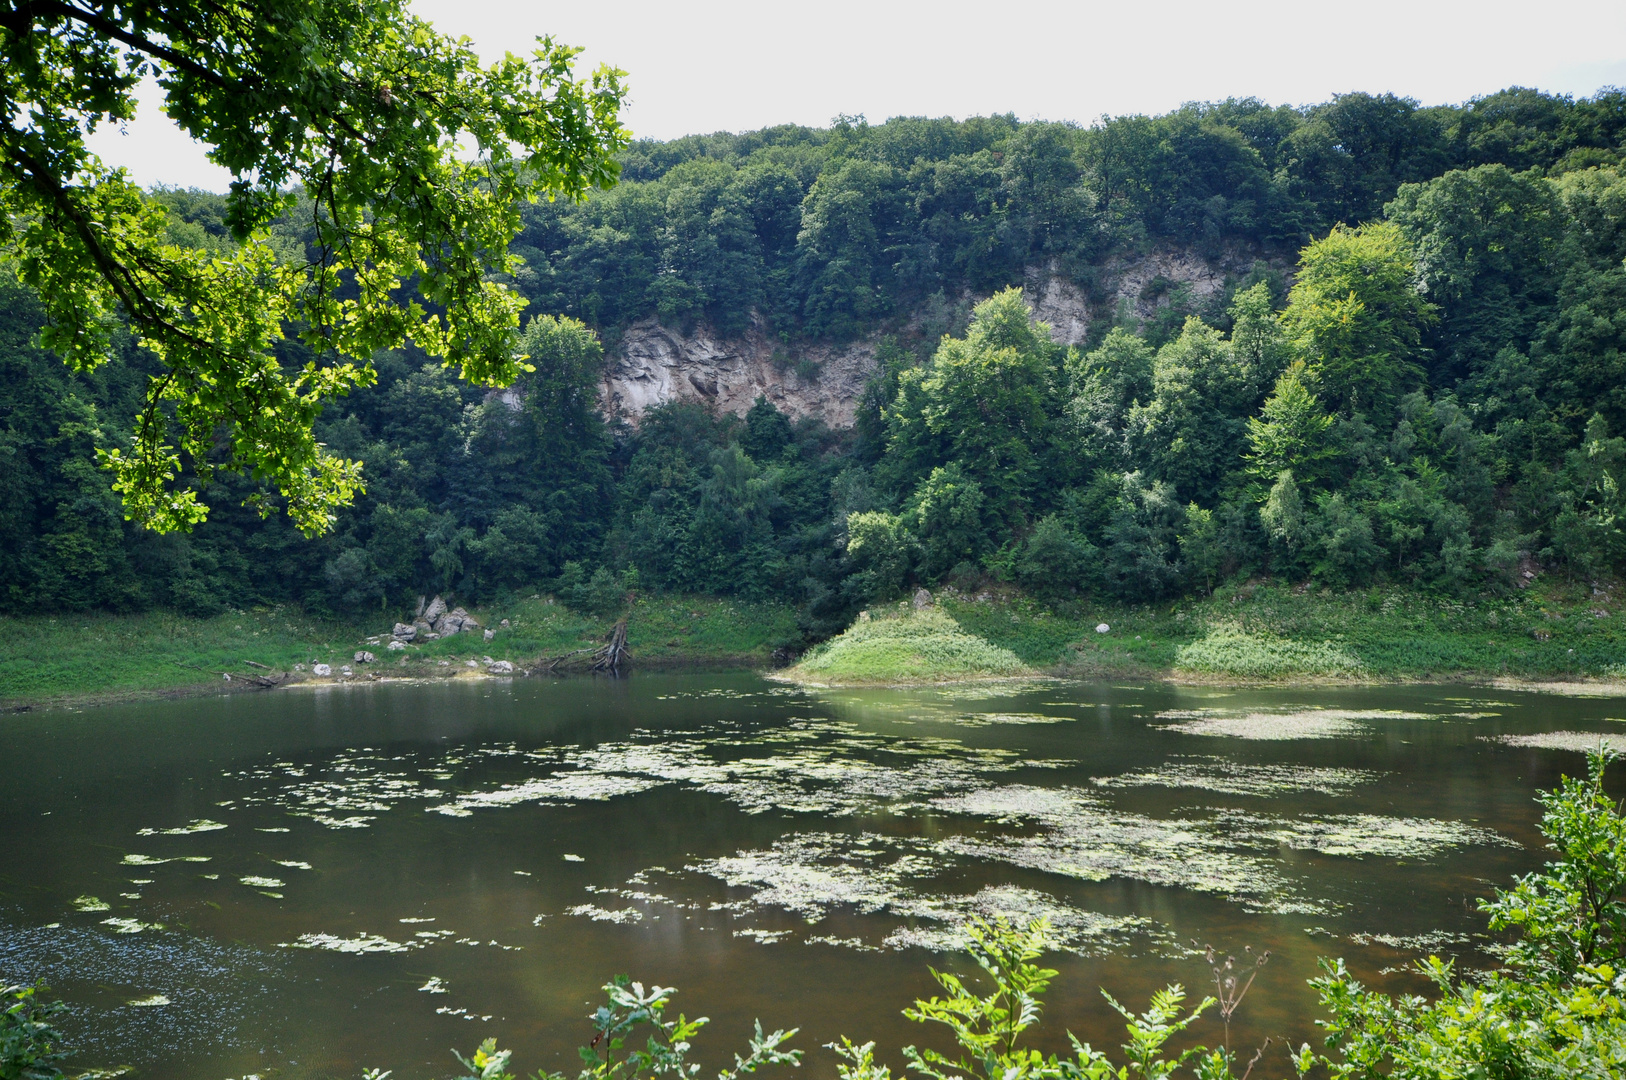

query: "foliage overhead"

left=0, top=0, right=628, bottom=533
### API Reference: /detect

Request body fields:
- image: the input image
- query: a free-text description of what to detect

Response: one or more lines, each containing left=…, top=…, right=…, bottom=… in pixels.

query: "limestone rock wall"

left=599, top=249, right=1253, bottom=427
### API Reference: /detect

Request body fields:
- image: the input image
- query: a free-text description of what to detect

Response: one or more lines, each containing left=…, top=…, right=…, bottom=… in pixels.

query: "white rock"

left=483, top=628, right=495, bottom=641
left=386, top=640, right=406, bottom=651
left=354, top=651, right=375, bottom=664
left=312, top=663, right=332, bottom=677
left=392, top=623, right=417, bottom=641
left=423, top=596, right=448, bottom=622
left=486, top=660, right=515, bottom=675
left=464, top=660, right=478, bottom=669
left=222, top=672, right=231, bottom=681
left=1095, top=623, right=1110, bottom=634
left=340, top=666, right=353, bottom=676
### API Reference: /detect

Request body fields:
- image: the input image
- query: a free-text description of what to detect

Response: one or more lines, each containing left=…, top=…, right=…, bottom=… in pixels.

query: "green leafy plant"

left=1, top=984, right=69, bottom=1080
left=1298, top=748, right=1626, bottom=1079
left=440, top=976, right=801, bottom=1080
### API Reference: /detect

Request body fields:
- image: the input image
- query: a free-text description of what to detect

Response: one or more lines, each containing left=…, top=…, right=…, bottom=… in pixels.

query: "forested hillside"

left=5, top=87, right=1626, bottom=643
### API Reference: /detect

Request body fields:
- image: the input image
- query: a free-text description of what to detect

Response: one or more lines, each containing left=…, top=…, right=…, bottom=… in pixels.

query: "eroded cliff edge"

left=598, top=249, right=1243, bottom=427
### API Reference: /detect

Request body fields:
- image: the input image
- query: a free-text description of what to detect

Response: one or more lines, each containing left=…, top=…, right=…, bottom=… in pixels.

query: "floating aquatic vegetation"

left=418, top=977, right=448, bottom=993
left=119, top=893, right=141, bottom=900
left=1154, top=708, right=1426, bottom=741
left=138, top=819, right=227, bottom=836
left=944, top=712, right=1071, bottom=727
left=691, top=832, right=937, bottom=923
left=880, top=885, right=1156, bottom=957
left=224, top=751, right=445, bottom=829
left=399, top=917, right=435, bottom=923
left=128, top=879, right=153, bottom=886
left=805, top=935, right=877, bottom=951
left=273, top=860, right=311, bottom=870
left=931, top=785, right=1313, bottom=913
left=435, top=1006, right=491, bottom=1021
left=733, top=928, right=794, bottom=943
left=238, top=876, right=284, bottom=888
left=73, top=895, right=110, bottom=913
left=566, top=904, right=643, bottom=924
left=255, top=827, right=290, bottom=833
left=415, top=929, right=454, bottom=939
left=1485, top=731, right=1626, bottom=754
left=121, top=854, right=211, bottom=866
left=1091, top=757, right=1381, bottom=797
left=101, top=917, right=163, bottom=934
left=1253, top=814, right=1516, bottom=859
left=429, top=771, right=664, bottom=816
left=1349, top=930, right=1472, bottom=950
left=280, top=932, right=416, bottom=953
left=562, top=854, right=585, bottom=862
left=127, top=994, right=170, bottom=1007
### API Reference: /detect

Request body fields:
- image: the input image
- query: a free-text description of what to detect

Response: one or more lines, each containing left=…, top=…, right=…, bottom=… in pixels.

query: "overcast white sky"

left=86, top=0, right=1626, bottom=191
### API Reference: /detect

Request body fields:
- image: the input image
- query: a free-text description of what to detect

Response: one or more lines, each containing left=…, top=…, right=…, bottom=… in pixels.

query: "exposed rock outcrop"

left=599, top=251, right=1253, bottom=428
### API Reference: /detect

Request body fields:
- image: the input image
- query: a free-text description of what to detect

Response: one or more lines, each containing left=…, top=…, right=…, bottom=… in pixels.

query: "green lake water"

left=2, top=674, right=1624, bottom=1079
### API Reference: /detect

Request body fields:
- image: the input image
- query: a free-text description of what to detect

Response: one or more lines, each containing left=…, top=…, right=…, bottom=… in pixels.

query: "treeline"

left=511, top=87, right=1626, bottom=340
left=3, top=86, right=1626, bottom=639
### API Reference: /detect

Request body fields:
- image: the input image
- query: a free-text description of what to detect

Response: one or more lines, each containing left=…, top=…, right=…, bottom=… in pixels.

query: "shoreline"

left=12, top=661, right=1626, bottom=715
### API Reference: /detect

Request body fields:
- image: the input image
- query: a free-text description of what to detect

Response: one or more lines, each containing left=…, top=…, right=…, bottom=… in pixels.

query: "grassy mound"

left=784, top=607, right=1033, bottom=685
left=1174, top=627, right=1364, bottom=679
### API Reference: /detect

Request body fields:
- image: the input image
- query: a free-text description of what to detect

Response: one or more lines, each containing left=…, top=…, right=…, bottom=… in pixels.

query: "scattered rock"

left=464, top=660, right=478, bottom=669
left=222, top=673, right=231, bottom=682
left=500, top=619, right=510, bottom=627
left=423, top=596, right=448, bottom=623
left=483, top=628, right=495, bottom=642
left=386, top=640, right=407, bottom=651
left=912, top=588, right=934, bottom=610
left=1096, top=623, right=1111, bottom=634
left=312, top=663, right=332, bottom=677
left=293, top=663, right=305, bottom=671
left=354, top=651, right=375, bottom=664
left=392, top=623, right=417, bottom=641
left=857, top=610, right=870, bottom=622
left=340, top=666, right=353, bottom=676
left=414, top=595, right=428, bottom=618
left=486, top=660, right=515, bottom=675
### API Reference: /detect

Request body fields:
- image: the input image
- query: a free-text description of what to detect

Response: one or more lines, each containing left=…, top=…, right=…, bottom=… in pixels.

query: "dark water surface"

left=3, top=674, right=1624, bottom=1079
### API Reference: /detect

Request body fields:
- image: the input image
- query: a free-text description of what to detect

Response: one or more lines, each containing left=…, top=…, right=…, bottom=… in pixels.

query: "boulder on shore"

left=486, top=660, right=515, bottom=675
left=423, top=596, right=448, bottom=623
left=392, top=622, right=417, bottom=641
left=354, top=651, right=375, bottom=664
left=312, top=663, right=332, bottom=677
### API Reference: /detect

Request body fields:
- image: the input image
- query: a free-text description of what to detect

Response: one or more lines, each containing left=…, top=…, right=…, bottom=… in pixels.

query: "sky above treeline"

left=87, top=0, right=1626, bottom=191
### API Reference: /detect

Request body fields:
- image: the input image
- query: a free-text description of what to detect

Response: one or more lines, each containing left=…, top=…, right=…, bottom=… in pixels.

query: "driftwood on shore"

left=592, top=619, right=629, bottom=672
left=542, top=617, right=631, bottom=674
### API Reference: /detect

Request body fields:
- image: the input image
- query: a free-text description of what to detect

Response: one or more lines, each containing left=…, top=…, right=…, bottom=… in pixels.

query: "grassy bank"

left=781, top=606, right=1033, bottom=685
left=4, top=575, right=1624, bottom=709
left=0, top=594, right=797, bottom=710
left=945, top=575, right=1626, bottom=682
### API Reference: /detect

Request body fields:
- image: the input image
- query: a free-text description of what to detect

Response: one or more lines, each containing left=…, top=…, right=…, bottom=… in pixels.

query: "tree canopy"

left=0, top=0, right=628, bottom=533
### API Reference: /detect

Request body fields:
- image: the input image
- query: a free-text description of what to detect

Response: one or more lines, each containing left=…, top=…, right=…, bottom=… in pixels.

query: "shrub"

left=1174, top=627, right=1364, bottom=678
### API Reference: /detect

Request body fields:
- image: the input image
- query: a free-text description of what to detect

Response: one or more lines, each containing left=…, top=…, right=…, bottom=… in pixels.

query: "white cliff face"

left=601, top=315, right=878, bottom=428
left=599, top=251, right=1249, bottom=427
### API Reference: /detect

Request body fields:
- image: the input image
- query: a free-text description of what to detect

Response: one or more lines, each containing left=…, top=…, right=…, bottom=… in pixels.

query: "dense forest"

left=5, top=86, right=1626, bottom=642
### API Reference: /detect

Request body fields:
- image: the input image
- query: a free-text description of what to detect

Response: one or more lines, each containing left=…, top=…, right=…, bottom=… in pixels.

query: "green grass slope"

left=782, top=607, right=1033, bottom=685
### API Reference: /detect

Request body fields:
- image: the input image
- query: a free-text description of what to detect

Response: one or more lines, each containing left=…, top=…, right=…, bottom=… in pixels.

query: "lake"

left=2, top=673, right=1622, bottom=1079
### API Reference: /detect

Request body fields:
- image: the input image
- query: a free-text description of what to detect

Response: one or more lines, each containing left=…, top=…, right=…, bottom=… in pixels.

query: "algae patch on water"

left=1092, top=757, right=1381, bottom=796
left=1486, top=730, right=1626, bottom=754
left=1174, top=629, right=1363, bottom=679
left=782, top=608, right=1032, bottom=685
